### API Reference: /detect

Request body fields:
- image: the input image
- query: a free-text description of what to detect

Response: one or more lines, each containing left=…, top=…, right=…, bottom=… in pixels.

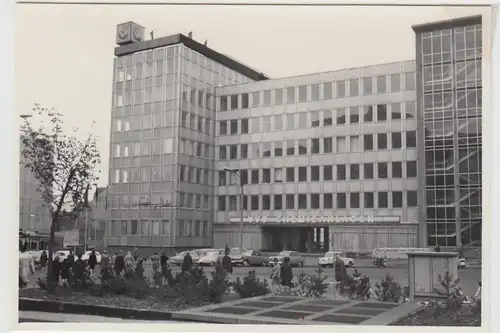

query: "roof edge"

left=412, top=15, right=482, bottom=33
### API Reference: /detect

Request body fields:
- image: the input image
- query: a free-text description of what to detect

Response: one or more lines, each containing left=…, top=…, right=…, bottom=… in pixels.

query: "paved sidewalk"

left=18, top=311, right=180, bottom=323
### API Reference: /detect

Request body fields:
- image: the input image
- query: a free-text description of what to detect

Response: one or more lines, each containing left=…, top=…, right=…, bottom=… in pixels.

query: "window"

left=218, top=171, right=226, bottom=186
left=298, top=139, right=307, bottom=155
left=363, top=77, right=373, bottom=95
left=349, top=107, right=359, bottom=124
left=286, top=87, right=295, bottom=104
left=377, top=133, right=387, bottom=150
left=407, top=161, right=417, bottom=177
left=251, top=143, right=260, bottom=158
left=378, top=162, right=388, bottom=179
left=406, top=131, right=417, bottom=148
left=286, top=194, right=295, bottom=209
left=377, top=75, right=386, bottom=93
left=323, top=109, right=333, bottom=126
left=241, top=93, right=249, bottom=108
left=390, top=73, right=401, bottom=92
left=251, top=169, right=259, bottom=184
left=377, top=104, right=387, bottom=121
left=336, top=80, right=346, bottom=98
left=311, top=194, right=320, bottom=209
left=263, top=90, right=271, bottom=105
left=364, top=134, right=373, bottom=151
left=298, top=113, right=308, bottom=129
left=230, top=119, right=238, bottom=134
left=241, top=118, right=249, bottom=134
left=219, top=145, right=227, bottom=160
left=311, top=84, right=320, bottom=101
left=262, top=195, right=271, bottom=210
left=274, top=141, right=283, bottom=156
left=262, top=116, right=272, bottom=132
left=324, top=193, right=333, bottom=209
left=220, top=96, right=228, bottom=111
left=240, top=144, right=248, bottom=159
left=286, top=140, right=295, bottom=156
left=218, top=195, right=226, bottom=211
left=286, top=167, right=295, bottom=182
left=275, top=89, right=283, bottom=105
left=337, top=164, right=346, bottom=180
left=405, top=101, right=416, bottom=119
left=298, top=194, right=307, bottom=209
left=251, top=195, right=259, bottom=210
left=391, top=132, right=402, bottom=149
left=392, top=162, right=402, bottom=178
left=391, top=103, right=401, bottom=120
left=405, top=72, right=415, bottom=90
left=364, top=163, right=374, bottom=179
left=364, top=106, right=373, bottom=122
left=263, top=169, right=271, bottom=183
left=252, top=92, right=260, bottom=107
left=274, top=115, right=283, bottom=131
left=323, top=82, right=333, bottom=100
left=240, top=169, right=248, bottom=185
left=407, top=191, right=418, bottom=207
left=323, top=137, right=333, bottom=153
left=336, top=136, right=346, bottom=153
left=350, top=193, right=360, bottom=209
left=311, top=110, right=320, bottom=127
left=349, top=135, right=360, bottom=153
left=311, top=138, right=320, bottom=154
left=336, top=108, right=346, bottom=125
left=392, top=191, right=403, bottom=208
left=274, top=195, right=283, bottom=210
left=251, top=118, right=260, bottom=133
left=229, top=145, right=237, bottom=159
left=364, top=192, right=374, bottom=208
left=298, top=167, right=307, bottom=182
left=274, top=168, right=283, bottom=183
left=229, top=196, right=237, bottom=211
left=230, top=94, right=239, bottom=110
left=349, top=79, right=359, bottom=97
left=337, top=193, right=347, bottom=209
left=324, top=165, right=333, bottom=181
left=378, top=192, right=388, bottom=208
left=286, top=114, right=295, bottom=130
left=311, top=166, right=320, bottom=181
left=298, top=85, right=308, bottom=102
left=350, top=164, right=360, bottom=180
left=262, top=142, right=271, bottom=157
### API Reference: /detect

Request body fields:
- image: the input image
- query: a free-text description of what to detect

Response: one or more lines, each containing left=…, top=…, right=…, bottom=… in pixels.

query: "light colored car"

left=318, top=251, right=354, bottom=268
left=242, top=250, right=268, bottom=267
left=198, top=250, right=224, bottom=266
left=170, top=251, right=188, bottom=266
left=53, top=250, right=71, bottom=263
left=81, top=251, right=102, bottom=265
left=268, top=251, right=305, bottom=267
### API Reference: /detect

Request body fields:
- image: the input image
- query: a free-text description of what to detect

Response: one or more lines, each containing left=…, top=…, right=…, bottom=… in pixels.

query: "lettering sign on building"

left=228, top=215, right=404, bottom=224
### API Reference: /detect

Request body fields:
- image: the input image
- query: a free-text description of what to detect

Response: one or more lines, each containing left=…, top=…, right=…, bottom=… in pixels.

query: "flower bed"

left=393, top=301, right=481, bottom=326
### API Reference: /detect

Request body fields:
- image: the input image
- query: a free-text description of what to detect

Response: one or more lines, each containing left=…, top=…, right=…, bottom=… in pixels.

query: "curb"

left=18, top=297, right=175, bottom=321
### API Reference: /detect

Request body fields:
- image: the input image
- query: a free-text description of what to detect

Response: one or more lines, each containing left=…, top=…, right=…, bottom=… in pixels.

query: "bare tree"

left=20, top=104, right=100, bottom=291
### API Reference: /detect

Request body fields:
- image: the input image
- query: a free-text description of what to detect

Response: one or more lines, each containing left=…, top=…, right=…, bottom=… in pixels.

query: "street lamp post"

left=224, top=167, right=244, bottom=252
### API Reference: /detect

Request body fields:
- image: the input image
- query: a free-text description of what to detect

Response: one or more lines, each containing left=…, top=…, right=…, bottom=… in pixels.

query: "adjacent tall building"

left=105, top=15, right=482, bottom=253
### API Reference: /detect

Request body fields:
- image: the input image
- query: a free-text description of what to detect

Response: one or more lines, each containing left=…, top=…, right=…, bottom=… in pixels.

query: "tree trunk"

left=47, top=219, right=56, bottom=292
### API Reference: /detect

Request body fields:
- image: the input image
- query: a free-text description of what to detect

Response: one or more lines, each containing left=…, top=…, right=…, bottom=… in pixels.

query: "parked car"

left=226, top=248, right=244, bottom=266
left=242, top=250, right=268, bottom=267
left=53, top=250, right=71, bottom=263
left=81, top=251, right=102, bottom=265
left=317, top=251, right=354, bottom=268
left=170, top=251, right=189, bottom=266
left=198, top=250, right=224, bottom=266
left=268, top=251, right=305, bottom=267
left=458, top=258, right=466, bottom=269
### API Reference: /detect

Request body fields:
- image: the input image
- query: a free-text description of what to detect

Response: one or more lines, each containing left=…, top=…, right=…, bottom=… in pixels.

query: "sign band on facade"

left=228, top=216, right=405, bottom=224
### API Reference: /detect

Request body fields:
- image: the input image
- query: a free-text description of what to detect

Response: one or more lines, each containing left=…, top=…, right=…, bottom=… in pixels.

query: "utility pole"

left=224, top=167, right=244, bottom=252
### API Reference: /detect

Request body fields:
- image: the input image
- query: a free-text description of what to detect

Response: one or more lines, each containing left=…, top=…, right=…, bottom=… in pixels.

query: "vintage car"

left=317, top=251, right=354, bottom=268
left=241, top=250, right=268, bottom=267
left=268, top=251, right=305, bottom=267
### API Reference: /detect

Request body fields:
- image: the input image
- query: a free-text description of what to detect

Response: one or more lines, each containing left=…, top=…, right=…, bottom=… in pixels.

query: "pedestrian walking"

left=124, top=251, right=134, bottom=276
left=88, top=250, right=97, bottom=275
left=114, top=251, right=124, bottom=276
left=334, top=254, right=347, bottom=295
left=269, top=258, right=281, bottom=289
left=181, top=251, right=193, bottom=273
left=160, top=252, right=168, bottom=268
left=51, top=256, right=61, bottom=286
left=100, top=250, right=110, bottom=273
left=19, top=245, right=35, bottom=289
left=280, top=257, right=293, bottom=289
left=39, top=250, right=48, bottom=274
left=151, top=252, right=160, bottom=274
left=133, top=247, right=140, bottom=262
left=222, top=249, right=233, bottom=275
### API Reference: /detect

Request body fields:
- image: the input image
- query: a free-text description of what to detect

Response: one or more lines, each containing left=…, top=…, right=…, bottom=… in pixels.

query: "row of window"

left=219, top=72, right=415, bottom=111
left=218, top=131, right=417, bottom=160
left=180, top=112, right=214, bottom=134
left=217, top=191, right=418, bottom=211
left=218, top=161, right=418, bottom=186
left=217, top=102, right=416, bottom=136
left=113, top=138, right=174, bottom=158
left=107, top=218, right=212, bottom=238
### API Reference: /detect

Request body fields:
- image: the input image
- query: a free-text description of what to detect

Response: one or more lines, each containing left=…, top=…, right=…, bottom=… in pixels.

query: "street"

left=28, top=261, right=481, bottom=297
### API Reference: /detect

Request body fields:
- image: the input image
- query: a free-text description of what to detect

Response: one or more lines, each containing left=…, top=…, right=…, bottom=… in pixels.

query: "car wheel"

left=243, top=260, right=250, bottom=267
left=298, top=262, right=304, bottom=268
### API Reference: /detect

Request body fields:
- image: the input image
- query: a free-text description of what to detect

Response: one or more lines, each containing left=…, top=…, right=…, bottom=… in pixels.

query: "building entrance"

left=262, top=226, right=330, bottom=253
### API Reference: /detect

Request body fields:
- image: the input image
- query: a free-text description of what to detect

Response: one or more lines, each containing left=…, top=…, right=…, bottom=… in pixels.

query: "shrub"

left=234, top=270, right=270, bottom=298
left=209, top=267, right=230, bottom=303
left=157, top=266, right=211, bottom=304
left=374, top=273, right=403, bottom=303
left=341, top=269, right=371, bottom=300
left=306, top=267, right=329, bottom=298
left=434, top=271, right=466, bottom=310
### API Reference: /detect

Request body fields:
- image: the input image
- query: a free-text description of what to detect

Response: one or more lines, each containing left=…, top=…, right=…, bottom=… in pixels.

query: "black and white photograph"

left=9, top=1, right=495, bottom=330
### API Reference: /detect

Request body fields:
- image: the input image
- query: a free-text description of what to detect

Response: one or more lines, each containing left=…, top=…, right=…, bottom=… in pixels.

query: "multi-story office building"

left=413, top=15, right=482, bottom=248
left=105, top=15, right=482, bottom=253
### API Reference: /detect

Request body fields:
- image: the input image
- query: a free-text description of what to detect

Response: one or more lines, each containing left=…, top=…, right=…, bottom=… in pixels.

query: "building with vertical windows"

left=106, top=15, right=482, bottom=253
left=413, top=15, right=482, bottom=248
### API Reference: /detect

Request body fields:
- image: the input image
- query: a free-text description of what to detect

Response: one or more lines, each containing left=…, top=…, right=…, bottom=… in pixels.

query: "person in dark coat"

left=114, top=251, right=124, bottom=276
left=133, top=247, right=140, bottom=262
left=72, top=255, right=86, bottom=286
left=160, top=252, right=168, bottom=268
left=334, top=254, right=347, bottom=291
left=222, top=249, right=233, bottom=274
left=60, top=258, right=71, bottom=285
left=88, top=250, right=97, bottom=275
left=280, top=257, right=293, bottom=288
left=39, top=250, right=48, bottom=273
left=51, top=257, right=61, bottom=285
left=181, top=251, right=193, bottom=273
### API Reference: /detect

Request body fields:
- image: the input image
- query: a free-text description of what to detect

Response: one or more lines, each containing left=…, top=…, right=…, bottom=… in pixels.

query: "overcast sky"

left=15, top=4, right=489, bottom=186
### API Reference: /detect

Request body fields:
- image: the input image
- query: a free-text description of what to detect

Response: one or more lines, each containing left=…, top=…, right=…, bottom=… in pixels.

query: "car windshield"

left=278, top=251, right=291, bottom=256
left=326, top=252, right=334, bottom=257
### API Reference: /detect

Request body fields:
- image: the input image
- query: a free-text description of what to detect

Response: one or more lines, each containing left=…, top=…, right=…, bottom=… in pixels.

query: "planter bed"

left=391, top=303, right=480, bottom=326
